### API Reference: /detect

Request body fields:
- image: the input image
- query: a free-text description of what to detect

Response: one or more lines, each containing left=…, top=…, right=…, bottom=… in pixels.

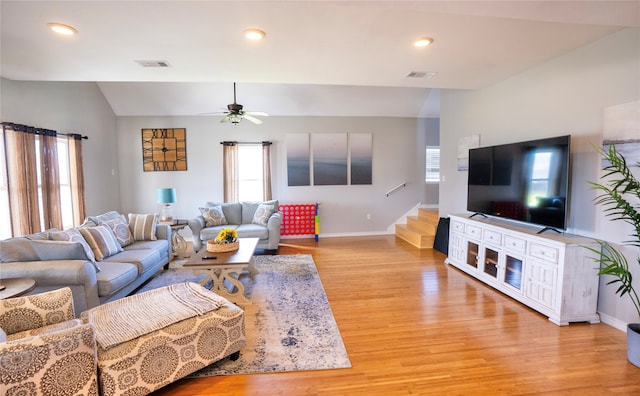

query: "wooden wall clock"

left=141, top=128, right=187, bottom=171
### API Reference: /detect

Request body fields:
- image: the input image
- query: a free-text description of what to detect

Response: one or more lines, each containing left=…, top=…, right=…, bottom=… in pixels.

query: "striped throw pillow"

left=79, top=225, right=123, bottom=261
left=128, top=213, right=158, bottom=241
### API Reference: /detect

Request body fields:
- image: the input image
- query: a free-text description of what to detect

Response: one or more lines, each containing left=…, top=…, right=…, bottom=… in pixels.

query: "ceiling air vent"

left=135, top=60, right=171, bottom=68
left=406, top=71, right=438, bottom=79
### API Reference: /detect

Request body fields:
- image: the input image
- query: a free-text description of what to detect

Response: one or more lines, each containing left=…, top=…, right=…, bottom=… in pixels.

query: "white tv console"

left=445, top=214, right=600, bottom=326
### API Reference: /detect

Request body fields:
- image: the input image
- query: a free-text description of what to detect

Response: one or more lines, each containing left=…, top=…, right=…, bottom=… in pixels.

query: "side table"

left=0, top=278, right=37, bottom=299
left=169, top=220, right=189, bottom=259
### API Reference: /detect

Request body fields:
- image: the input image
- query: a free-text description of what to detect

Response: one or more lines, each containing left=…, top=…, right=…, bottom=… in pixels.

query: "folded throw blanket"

left=83, top=282, right=227, bottom=349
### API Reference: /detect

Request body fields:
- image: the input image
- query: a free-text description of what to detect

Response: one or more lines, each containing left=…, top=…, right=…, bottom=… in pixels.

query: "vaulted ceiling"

left=2, top=1, right=639, bottom=118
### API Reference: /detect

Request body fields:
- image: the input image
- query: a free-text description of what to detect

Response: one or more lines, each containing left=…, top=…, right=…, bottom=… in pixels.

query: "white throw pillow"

left=200, top=206, right=228, bottom=227
left=252, top=204, right=275, bottom=226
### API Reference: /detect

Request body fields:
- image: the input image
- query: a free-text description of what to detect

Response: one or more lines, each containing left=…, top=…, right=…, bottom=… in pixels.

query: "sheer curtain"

left=4, top=125, right=41, bottom=235
left=223, top=142, right=238, bottom=203
left=262, top=142, right=272, bottom=201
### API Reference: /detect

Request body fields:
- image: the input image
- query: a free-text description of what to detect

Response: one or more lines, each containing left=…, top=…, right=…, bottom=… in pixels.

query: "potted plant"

left=585, top=144, right=640, bottom=368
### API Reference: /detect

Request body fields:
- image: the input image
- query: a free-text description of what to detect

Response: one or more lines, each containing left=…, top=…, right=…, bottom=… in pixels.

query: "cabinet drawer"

left=465, top=224, right=482, bottom=238
left=483, top=229, right=502, bottom=245
left=529, top=243, right=558, bottom=263
left=451, top=221, right=465, bottom=233
left=504, top=235, right=526, bottom=252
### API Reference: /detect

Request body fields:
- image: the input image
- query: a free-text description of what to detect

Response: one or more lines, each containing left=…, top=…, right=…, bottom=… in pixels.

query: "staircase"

left=395, top=208, right=439, bottom=249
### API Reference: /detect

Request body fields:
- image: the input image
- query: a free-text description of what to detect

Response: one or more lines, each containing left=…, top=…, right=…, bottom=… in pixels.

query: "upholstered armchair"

left=0, top=287, right=99, bottom=396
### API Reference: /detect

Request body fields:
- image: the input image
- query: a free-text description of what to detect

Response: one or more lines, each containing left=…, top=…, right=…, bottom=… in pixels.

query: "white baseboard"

left=597, top=312, right=628, bottom=332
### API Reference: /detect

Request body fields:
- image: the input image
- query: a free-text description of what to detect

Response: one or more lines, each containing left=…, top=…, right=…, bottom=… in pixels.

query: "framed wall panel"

left=350, top=133, right=372, bottom=185
left=287, top=133, right=310, bottom=186
left=313, top=133, right=347, bottom=185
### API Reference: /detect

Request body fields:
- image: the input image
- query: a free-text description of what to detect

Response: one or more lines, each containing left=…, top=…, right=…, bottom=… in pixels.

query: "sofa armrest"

left=266, top=212, right=282, bottom=250
left=0, top=260, right=100, bottom=314
left=155, top=223, right=171, bottom=241
left=155, top=223, right=172, bottom=259
left=0, top=323, right=98, bottom=396
left=189, top=216, right=206, bottom=251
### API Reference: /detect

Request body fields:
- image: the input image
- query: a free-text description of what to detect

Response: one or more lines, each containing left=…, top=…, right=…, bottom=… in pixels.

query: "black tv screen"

left=467, top=135, right=571, bottom=231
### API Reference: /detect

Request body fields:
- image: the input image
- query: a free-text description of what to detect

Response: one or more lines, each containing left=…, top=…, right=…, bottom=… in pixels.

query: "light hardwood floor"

left=154, top=235, right=639, bottom=395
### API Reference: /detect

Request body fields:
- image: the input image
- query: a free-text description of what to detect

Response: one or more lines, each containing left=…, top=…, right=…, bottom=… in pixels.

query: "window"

left=238, top=144, right=264, bottom=201
left=425, top=146, right=440, bottom=183
left=0, top=128, right=78, bottom=239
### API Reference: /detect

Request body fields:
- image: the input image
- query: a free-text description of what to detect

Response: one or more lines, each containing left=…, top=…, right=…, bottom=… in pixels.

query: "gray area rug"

left=136, top=254, right=351, bottom=376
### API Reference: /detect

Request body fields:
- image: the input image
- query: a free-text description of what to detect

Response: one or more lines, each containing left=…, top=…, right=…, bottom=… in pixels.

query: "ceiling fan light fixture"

left=244, top=28, right=266, bottom=40
left=414, top=37, right=434, bottom=47
left=48, top=22, right=77, bottom=36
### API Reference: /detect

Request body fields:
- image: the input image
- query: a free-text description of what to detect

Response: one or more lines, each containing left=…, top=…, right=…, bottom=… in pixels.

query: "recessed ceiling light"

left=414, top=37, right=434, bottom=47
left=244, top=28, right=266, bottom=40
left=48, top=22, right=77, bottom=36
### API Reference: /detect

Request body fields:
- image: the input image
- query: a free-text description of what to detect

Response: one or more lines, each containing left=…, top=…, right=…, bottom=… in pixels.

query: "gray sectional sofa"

left=189, top=200, right=282, bottom=253
left=0, top=211, right=171, bottom=315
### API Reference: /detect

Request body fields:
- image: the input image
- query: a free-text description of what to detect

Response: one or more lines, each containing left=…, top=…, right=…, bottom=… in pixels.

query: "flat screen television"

left=467, top=135, right=571, bottom=232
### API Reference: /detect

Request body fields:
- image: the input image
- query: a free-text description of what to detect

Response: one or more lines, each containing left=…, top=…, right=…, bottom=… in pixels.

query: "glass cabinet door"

left=466, top=241, right=479, bottom=268
left=504, top=254, right=523, bottom=290
left=483, top=247, right=499, bottom=278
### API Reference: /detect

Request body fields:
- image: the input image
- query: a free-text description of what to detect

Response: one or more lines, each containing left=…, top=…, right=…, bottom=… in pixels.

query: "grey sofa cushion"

left=103, top=249, right=161, bottom=274
left=31, top=240, right=94, bottom=261
left=124, top=239, right=169, bottom=252
left=206, top=202, right=242, bottom=225
left=0, top=237, right=39, bottom=262
left=88, top=210, right=122, bottom=225
left=236, top=224, right=269, bottom=239
left=241, top=200, right=279, bottom=224
left=96, top=262, right=138, bottom=297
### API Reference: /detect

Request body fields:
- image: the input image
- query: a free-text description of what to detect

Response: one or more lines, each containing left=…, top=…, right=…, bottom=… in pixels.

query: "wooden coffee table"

left=181, top=237, right=259, bottom=305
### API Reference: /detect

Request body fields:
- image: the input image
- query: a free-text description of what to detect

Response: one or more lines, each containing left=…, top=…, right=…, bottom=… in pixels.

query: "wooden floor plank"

left=152, top=235, right=639, bottom=395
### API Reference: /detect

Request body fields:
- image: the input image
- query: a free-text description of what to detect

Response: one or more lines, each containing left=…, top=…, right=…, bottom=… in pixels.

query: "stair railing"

left=386, top=182, right=407, bottom=197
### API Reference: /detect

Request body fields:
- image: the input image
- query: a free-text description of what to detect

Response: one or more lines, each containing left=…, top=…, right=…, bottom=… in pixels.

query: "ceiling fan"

left=218, top=82, right=268, bottom=125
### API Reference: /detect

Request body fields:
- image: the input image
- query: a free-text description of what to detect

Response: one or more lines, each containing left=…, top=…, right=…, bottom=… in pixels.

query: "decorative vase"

left=628, top=323, right=640, bottom=368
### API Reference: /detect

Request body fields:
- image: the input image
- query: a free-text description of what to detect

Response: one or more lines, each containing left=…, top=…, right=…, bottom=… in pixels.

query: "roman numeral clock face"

left=141, top=128, right=187, bottom=171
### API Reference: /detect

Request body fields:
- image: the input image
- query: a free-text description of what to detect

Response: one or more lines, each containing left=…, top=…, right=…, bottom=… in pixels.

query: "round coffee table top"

left=0, top=278, right=37, bottom=299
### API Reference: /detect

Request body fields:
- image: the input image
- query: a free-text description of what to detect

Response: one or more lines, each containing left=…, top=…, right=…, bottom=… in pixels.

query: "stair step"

left=418, top=208, right=440, bottom=223
left=407, top=216, right=437, bottom=234
left=395, top=224, right=435, bottom=249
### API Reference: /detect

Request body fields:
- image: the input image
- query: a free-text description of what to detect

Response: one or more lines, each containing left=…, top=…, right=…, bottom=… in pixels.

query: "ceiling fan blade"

left=220, top=114, right=232, bottom=123
left=244, top=111, right=269, bottom=117
left=242, top=114, right=263, bottom=125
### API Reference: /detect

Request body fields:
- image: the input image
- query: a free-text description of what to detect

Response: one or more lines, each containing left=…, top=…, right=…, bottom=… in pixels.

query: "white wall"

left=0, top=78, right=120, bottom=215
left=116, top=116, right=438, bottom=238
left=439, top=27, right=640, bottom=327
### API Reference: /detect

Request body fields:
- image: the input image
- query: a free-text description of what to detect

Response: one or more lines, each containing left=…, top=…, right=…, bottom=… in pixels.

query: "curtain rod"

left=1, top=122, right=88, bottom=140
left=220, top=141, right=272, bottom=146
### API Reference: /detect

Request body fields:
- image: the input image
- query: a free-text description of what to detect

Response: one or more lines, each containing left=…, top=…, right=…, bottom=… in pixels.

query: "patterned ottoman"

left=81, top=282, right=245, bottom=396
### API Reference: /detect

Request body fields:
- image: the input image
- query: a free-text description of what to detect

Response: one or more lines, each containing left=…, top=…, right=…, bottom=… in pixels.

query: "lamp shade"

left=156, top=188, right=176, bottom=204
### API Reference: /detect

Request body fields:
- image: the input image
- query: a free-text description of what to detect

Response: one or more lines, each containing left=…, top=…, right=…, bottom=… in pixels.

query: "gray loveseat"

left=189, top=200, right=282, bottom=253
left=0, top=211, right=171, bottom=315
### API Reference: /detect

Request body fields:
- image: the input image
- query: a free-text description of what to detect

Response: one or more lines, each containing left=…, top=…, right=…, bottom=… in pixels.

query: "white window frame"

left=425, top=146, right=440, bottom=184
left=237, top=144, right=264, bottom=202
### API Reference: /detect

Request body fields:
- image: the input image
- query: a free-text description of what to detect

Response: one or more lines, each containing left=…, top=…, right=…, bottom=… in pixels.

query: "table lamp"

left=156, top=187, right=176, bottom=222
